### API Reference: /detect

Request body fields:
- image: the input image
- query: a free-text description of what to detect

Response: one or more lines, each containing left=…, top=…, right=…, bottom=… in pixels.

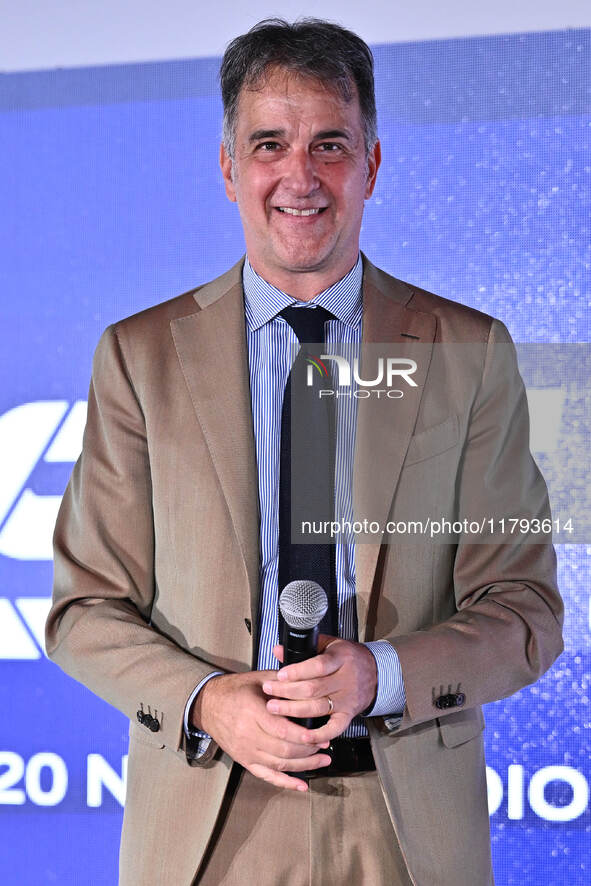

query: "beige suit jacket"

left=47, top=255, right=563, bottom=886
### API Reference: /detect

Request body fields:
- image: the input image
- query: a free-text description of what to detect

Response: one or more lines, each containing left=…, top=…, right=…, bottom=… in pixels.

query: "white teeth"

left=278, top=207, right=321, bottom=216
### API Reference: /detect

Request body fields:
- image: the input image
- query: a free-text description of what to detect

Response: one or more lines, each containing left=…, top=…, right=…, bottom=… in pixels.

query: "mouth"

left=275, top=207, right=327, bottom=217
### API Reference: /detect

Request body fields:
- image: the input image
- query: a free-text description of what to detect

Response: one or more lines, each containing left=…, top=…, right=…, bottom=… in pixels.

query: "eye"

left=316, top=142, right=343, bottom=153
left=256, top=141, right=281, bottom=152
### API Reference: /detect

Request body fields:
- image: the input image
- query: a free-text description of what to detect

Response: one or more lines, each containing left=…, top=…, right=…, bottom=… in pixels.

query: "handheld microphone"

left=279, top=580, right=328, bottom=729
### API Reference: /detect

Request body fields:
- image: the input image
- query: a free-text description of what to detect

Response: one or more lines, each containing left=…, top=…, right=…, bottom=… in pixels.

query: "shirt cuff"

left=362, top=641, right=406, bottom=718
left=183, top=671, right=224, bottom=738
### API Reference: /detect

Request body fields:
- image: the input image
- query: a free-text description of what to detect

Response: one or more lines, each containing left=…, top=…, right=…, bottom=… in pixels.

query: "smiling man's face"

left=220, top=66, right=380, bottom=299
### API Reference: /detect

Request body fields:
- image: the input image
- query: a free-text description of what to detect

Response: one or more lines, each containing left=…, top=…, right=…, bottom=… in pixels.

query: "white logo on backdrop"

left=0, top=597, right=52, bottom=659
left=0, top=401, right=86, bottom=560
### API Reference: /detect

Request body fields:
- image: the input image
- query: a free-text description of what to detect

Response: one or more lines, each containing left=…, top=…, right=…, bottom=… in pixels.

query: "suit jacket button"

left=148, top=718, right=160, bottom=732
left=435, top=694, right=453, bottom=709
left=136, top=710, right=145, bottom=724
left=456, top=692, right=466, bottom=706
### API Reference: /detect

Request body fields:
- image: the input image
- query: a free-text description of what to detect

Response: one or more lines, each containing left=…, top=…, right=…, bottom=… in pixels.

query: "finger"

left=258, top=710, right=331, bottom=749
left=248, top=763, right=310, bottom=792
left=253, top=749, right=332, bottom=777
left=263, top=674, right=336, bottom=700
left=248, top=750, right=332, bottom=791
left=274, top=751, right=333, bottom=773
left=271, top=638, right=339, bottom=663
left=257, top=734, right=328, bottom=760
left=302, top=712, right=351, bottom=745
left=266, top=696, right=334, bottom=720
left=275, top=653, right=339, bottom=684
left=258, top=668, right=283, bottom=681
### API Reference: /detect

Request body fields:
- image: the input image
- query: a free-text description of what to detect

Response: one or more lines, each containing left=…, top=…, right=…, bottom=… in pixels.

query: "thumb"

left=317, top=634, right=341, bottom=654
left=272, top=643, right=284, bottom=663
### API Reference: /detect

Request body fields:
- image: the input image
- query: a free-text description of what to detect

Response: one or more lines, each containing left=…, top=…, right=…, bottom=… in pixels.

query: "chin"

left=275, top=248, right=333, bottom=273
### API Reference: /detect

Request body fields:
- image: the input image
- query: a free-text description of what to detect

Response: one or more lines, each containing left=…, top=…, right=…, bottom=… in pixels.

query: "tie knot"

left=279, top=305, right=334, bottom=344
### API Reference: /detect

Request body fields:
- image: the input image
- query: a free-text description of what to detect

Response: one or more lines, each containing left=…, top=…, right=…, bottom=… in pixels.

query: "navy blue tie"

left=278, top=306, right=338, bottom=638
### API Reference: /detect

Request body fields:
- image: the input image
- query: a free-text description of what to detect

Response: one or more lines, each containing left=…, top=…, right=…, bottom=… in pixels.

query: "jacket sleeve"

left=46, top=324, right=219, bottom=765
left=382, top=319, right=564, bottom=732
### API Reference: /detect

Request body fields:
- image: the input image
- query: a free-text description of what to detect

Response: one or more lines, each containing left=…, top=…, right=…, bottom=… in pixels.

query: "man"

left=46, top=18, right=563, bottom=886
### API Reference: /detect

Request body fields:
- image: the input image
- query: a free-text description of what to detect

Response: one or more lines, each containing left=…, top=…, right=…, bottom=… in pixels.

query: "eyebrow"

left=248, top=128, right=352, bottom=143
left=314, top=129, right=352, bottom=141
left=248, top=129, right=286, bottom=143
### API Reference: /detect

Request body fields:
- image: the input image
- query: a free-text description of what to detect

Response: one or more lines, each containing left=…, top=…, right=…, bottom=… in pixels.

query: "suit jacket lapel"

left=354, top=258, right=436, bottom=638
left=170, top=261, right=261, bottom=639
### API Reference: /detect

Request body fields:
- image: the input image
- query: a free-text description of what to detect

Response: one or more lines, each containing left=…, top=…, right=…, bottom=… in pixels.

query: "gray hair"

left=219, top=18, right=378, bottom=159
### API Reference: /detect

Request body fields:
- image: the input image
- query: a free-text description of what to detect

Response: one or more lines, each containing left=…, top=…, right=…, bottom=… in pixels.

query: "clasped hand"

left=194, top=636, right=377, bottom=792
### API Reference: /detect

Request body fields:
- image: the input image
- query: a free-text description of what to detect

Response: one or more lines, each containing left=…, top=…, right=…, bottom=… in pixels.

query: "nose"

left=281, top=148, right=320, bottom=195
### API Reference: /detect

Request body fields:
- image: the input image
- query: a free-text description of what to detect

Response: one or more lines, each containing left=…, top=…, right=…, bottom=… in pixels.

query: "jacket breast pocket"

left=404, top=414, right=459, bottom=467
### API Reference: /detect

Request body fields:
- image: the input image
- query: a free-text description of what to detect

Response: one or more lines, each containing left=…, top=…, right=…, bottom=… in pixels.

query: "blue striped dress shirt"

left=185, top=254, right=405, bottom=742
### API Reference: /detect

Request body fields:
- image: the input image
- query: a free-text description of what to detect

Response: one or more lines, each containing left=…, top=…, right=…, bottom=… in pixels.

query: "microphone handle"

left=281, top=622, right=328, bottom=730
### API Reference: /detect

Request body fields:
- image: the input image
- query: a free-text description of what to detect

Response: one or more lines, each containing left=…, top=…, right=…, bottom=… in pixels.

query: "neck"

left=248, top=258, right=359, bottom=302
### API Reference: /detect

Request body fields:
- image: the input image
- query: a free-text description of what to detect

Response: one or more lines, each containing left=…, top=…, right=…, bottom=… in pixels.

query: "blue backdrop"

left=1, top=27, right=589, bottom=884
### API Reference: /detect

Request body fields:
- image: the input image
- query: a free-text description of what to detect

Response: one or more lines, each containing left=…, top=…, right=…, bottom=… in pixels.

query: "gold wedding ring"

left=326, top=696, right=334, bottom=715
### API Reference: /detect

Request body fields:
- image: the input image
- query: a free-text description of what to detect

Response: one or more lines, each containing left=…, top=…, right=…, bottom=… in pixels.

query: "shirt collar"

left=243, top=254, right=363, bottom=333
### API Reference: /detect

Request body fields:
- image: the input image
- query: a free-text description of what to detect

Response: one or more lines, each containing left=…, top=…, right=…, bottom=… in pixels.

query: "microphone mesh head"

left=279, top=580, right=328, bottom=630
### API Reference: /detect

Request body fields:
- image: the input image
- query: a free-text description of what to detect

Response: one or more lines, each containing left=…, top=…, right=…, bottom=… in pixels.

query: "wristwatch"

left=186, top=727, right=218, bottom=764
left=184, top=670, right=224, bottom=763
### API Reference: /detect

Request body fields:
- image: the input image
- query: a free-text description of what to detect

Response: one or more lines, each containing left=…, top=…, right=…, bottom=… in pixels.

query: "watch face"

left=187, top=733, right=216, bottom=764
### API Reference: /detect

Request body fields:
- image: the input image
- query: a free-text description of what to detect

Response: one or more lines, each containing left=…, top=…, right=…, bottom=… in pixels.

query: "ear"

left=364, top=139, right=381, bottom=199
left=219, top=142, right=237, bottom=202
